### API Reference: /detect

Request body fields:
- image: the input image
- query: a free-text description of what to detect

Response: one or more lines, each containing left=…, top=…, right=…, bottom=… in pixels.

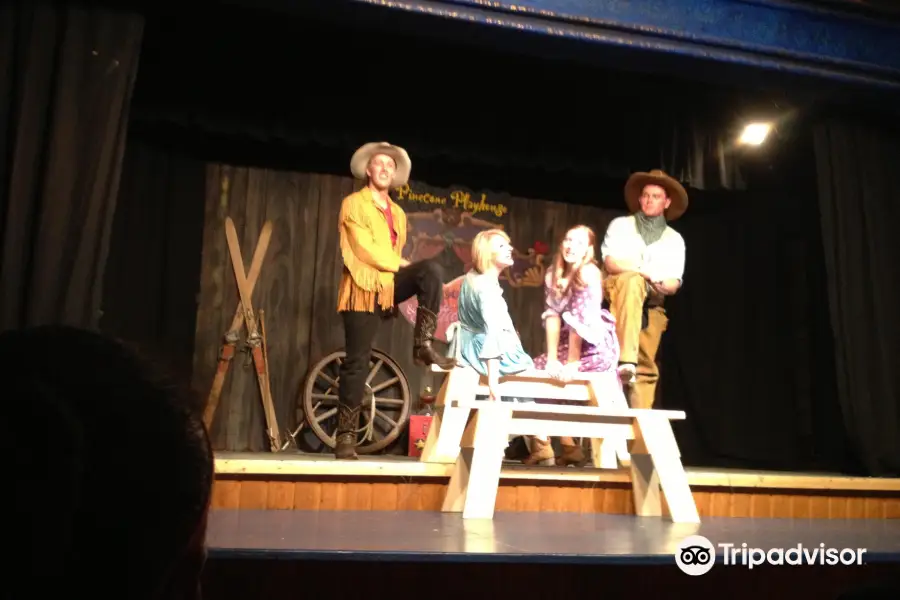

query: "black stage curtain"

left=129, top=3, right=747, bottom=194
left=99, top=135, right=207, bottom=382
left=812, top=120, right=900, bottom=477
left=0, top=1, right=143, bottom=330
left=659, top=140, right=855, bottom=474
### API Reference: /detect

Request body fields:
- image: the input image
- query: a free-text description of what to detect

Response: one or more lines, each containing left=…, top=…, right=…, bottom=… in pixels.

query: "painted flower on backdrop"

left=505, top=240, right=550, bottom=288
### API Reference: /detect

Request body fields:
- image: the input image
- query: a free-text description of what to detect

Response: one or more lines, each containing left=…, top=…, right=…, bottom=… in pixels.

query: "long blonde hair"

left=550, top=225, right=597, bottom=296
left=471, top=229, right=510, bottom=274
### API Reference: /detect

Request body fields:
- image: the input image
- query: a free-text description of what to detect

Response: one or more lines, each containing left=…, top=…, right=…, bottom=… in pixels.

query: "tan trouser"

left=603, top=271, right=669, bottom=409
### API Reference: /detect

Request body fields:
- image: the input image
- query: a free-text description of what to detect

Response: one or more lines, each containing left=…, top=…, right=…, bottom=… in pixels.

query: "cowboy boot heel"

left=522, top=437, right=556, bottom=466
left=334, top=405, right=361, bottom=460
left=556, top=443, right=587, bottom=467
left=413, top=307, right=457, bottom=369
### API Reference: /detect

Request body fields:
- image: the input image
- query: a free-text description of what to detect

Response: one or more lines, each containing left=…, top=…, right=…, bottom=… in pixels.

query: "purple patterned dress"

left=533, top=271, right=620, bottom=374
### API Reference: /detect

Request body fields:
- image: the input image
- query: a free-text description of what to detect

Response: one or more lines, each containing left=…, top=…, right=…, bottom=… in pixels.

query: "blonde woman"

left=446, top=229, right=533, bottom=401
left=530, top=225, right=623, bottom=465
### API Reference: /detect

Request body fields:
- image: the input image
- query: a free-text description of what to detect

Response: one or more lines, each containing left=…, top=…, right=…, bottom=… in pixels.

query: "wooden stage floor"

left=207, top=509, right=900, bottom=565
left=203, top=510, right=900, bottom=599
left=207, top=455, right=900, bottom=598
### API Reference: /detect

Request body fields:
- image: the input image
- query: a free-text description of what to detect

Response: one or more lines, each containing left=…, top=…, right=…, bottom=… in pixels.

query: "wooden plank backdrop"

left=192, top=164, right=622, bottom=452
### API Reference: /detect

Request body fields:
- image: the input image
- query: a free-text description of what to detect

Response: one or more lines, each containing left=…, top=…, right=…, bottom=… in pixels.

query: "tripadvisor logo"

left=675, top=535, right=867, bottom=575
left=675, top=535, right=715, bottom=576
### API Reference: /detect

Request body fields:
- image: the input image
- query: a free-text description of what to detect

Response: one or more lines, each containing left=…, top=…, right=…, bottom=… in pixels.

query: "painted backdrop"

left=393, top=181, right=552, bottom=341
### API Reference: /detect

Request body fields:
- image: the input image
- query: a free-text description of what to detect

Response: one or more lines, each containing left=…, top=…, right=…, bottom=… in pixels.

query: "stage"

left=202, top=508, right=900, bottom=599
left=207, top=509, right=900, bottom=564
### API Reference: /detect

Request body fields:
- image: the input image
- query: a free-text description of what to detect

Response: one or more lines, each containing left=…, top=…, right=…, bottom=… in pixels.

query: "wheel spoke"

left=371, top=376, right=399, bottom=393
left=311, top=393, right=339, bottom=404
left=315, top=407, right=337, bottom=423
left=366, top=359, right=383, bottom=384
left=372, top=397, right=404, bottom=406
left=358, top=424, right=383, bottom=441
left=374, top=409, right=398, bottom=429
left=316, top=371, right=337, bottom=388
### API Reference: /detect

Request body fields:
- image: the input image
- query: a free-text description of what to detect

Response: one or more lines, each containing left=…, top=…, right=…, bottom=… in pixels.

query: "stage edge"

left=211, top=452, right=899, bottom=519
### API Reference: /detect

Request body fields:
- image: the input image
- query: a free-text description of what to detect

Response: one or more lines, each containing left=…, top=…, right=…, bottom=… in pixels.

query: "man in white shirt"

left=600, top=169, right=688, bottom=409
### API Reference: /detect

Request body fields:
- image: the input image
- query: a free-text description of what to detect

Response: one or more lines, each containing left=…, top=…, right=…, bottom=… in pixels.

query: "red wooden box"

left=407, top=414, right=433, bottom=457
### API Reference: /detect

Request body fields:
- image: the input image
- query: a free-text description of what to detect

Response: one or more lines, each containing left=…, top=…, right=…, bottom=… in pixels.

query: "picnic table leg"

left=442, top=404, right=512, bottom=519
left=631, top=414, right=700, bottom=524
left=628, top=418, right=662, bottom=518
left=462, top=404, right=512, bottom=519
left=421, top=368, right=479, bottom=463
left=587, top=379, right=631, bottom=469
left=607, top=381, right=632, bottom=466
left=442, top=408, right=481, bottom=513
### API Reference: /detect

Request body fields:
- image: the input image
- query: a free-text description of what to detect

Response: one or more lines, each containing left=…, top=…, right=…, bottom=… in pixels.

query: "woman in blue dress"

left=446, top=229, right=534, bottom=402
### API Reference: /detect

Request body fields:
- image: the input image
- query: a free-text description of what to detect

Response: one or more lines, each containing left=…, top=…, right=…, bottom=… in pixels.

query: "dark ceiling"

left=126, top=0, right=898, bottom=206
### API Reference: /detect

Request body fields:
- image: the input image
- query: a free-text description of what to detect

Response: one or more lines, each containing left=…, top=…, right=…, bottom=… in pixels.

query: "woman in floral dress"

left=528, top=225, right=624, bottom=466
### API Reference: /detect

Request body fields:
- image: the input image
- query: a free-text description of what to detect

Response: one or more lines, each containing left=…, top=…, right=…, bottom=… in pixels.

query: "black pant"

left=338, top=258, right=444, bottom=410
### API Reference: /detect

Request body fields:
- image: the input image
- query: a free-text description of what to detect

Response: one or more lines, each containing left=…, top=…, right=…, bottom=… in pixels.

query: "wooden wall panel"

left=211, top=476, right=900, bottom=519
left=193, top=167, right=341, bottom=452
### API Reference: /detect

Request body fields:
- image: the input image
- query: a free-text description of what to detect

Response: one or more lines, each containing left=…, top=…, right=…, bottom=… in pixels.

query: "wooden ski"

left=203, top=220, right=273, bottom=429
left=224, top=217, right=282, bottom=452
left=259, top=308, right=291, bottom=450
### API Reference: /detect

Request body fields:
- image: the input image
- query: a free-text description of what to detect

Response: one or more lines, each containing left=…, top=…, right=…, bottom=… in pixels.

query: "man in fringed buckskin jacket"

left=334, top=141, right=456, bottom=460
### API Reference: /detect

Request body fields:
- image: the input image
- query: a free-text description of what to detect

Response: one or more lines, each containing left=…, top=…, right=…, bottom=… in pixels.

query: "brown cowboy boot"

left=522, top=437, right=556, bottom=466
left=557, top=442, right=588, bottom=467
left=413, top=307, right=457, bottom=369
left=334, top=404, right=361, bottom=460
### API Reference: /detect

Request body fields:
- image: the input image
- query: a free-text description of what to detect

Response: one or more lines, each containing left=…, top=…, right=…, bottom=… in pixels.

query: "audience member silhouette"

left=1, top=326, right=213, bottom=600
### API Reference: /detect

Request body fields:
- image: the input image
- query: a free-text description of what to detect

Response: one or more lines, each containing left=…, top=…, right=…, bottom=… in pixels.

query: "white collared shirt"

left=600, top=215, right=685, bottom=282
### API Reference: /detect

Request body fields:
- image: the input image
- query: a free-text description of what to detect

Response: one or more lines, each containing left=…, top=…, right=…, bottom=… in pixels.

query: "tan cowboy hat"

left=624, top=169, right=689, bottom=221
left=350, top=142, right=411, bottom=189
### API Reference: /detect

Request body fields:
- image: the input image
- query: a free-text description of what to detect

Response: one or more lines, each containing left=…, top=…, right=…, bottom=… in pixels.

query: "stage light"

left=738, top=122, right=772, bottom=146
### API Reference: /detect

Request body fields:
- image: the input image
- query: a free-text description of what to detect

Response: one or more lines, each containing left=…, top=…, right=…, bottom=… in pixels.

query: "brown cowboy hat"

left=624, top=169, right=689, bottom=221
left=350, top=142, right=411, bottom=189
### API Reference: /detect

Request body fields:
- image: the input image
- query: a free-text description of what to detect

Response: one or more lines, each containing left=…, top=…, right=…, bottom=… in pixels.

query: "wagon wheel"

left=300, top=348, right=411, bottom=454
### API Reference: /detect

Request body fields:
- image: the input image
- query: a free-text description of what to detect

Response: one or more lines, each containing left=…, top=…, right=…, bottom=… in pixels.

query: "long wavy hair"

left=549, top=225, right=597, bottom=297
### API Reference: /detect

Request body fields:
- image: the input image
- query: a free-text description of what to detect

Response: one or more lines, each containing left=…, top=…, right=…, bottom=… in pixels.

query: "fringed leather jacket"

left=336, top=186, right=407, bottom=313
